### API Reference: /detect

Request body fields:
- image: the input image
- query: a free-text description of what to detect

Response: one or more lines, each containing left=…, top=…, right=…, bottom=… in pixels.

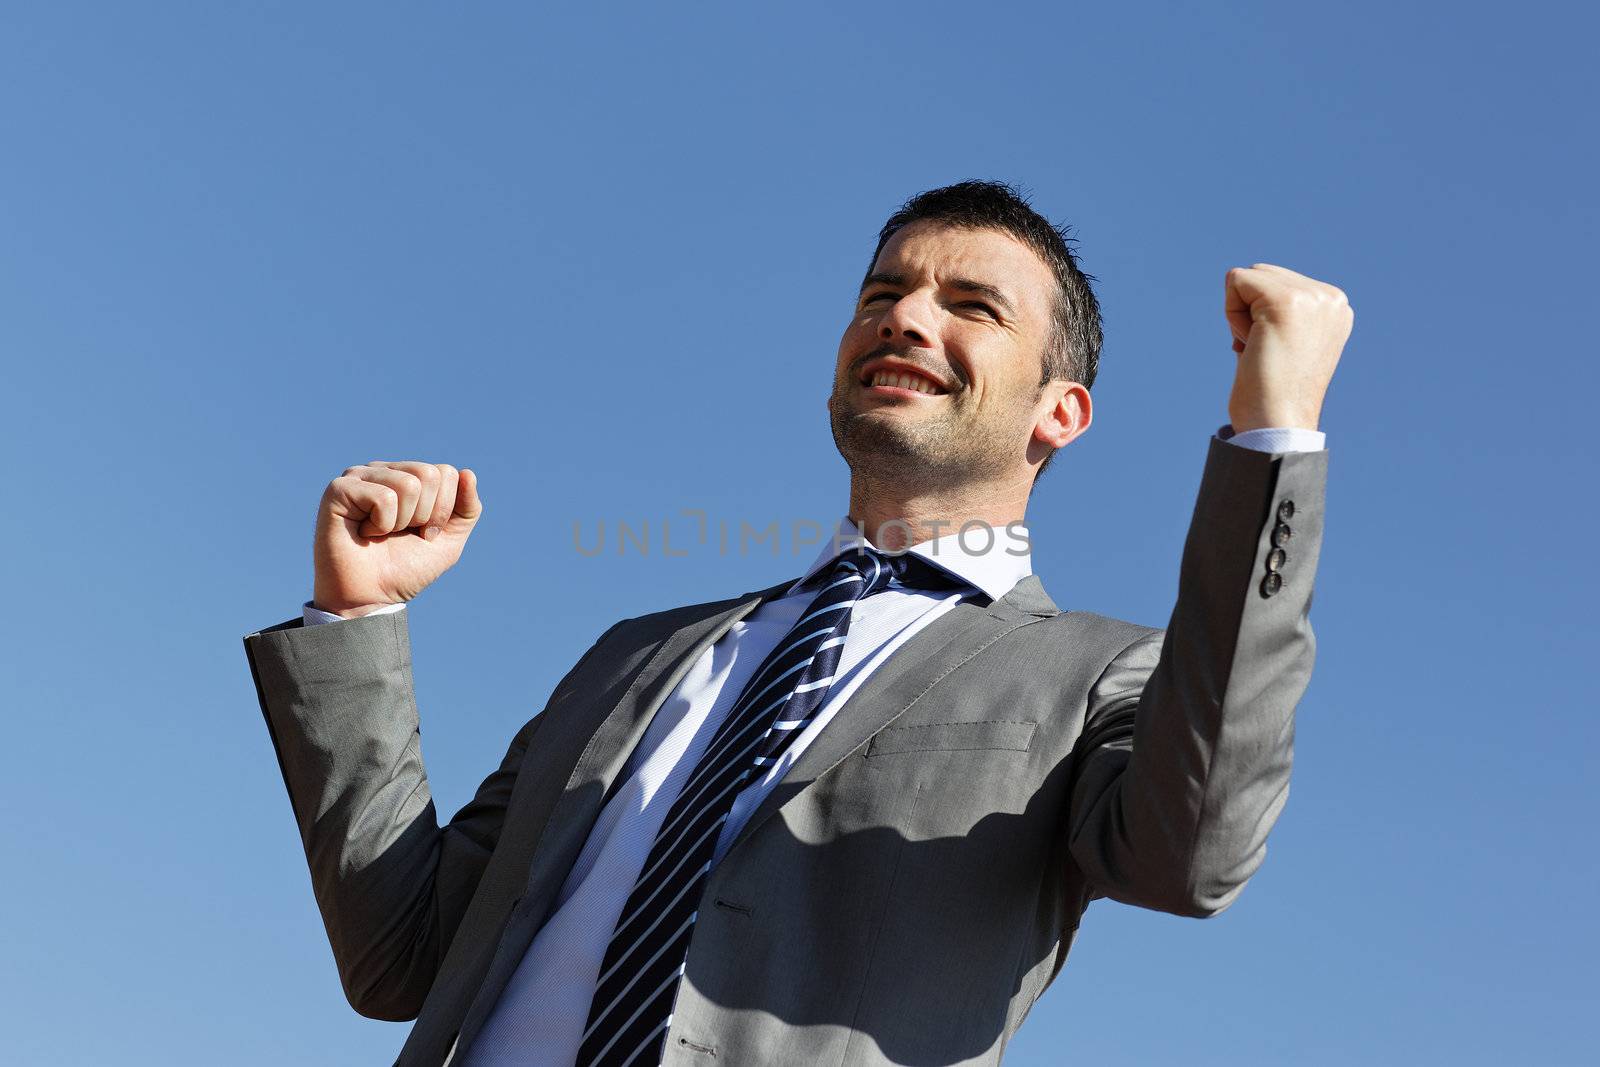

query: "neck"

left=846, top=468, right=1033, bottom=551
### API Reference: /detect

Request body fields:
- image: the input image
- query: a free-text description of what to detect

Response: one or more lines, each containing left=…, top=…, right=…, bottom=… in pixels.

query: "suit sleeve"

left=241, top=609, right=622, bottom=1019
left=1064, top=437, right=1329, bottom=917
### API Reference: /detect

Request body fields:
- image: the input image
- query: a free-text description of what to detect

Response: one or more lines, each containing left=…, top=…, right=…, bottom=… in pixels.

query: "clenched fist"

left=1224, top=264, right=1354, bottom=433
left=312, top=461, right=484, bottom=618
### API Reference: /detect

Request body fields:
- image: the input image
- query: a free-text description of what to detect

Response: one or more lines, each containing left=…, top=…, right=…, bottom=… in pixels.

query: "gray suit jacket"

left=242, top=438, right=1327, bottom=1066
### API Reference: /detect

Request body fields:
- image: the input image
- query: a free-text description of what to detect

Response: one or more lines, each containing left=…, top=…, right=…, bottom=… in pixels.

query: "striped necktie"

left=575, top=546, right=967, bottom=1067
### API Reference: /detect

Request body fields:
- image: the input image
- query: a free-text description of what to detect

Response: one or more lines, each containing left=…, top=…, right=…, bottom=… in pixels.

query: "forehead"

left=872, top=221, right=1057, bottom=309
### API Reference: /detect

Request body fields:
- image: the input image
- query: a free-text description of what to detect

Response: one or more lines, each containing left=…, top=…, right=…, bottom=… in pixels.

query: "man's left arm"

left=1065, top=264, right=1352, bottom=917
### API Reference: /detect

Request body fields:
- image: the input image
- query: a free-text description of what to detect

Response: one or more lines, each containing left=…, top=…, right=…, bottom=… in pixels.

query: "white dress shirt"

left=298, top=427, right=1324, bottom=1067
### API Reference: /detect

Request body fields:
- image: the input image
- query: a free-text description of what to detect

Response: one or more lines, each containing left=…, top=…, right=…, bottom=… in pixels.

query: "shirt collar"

left=787, top=515, right=1033, bottom=604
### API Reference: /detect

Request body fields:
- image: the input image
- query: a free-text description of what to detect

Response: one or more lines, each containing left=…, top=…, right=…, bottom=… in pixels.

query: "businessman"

left=243, top=180, right=1352, bottom=1066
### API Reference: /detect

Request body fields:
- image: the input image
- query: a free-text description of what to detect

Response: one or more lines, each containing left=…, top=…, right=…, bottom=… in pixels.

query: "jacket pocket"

left=865, top=719, right=1037, bottom=756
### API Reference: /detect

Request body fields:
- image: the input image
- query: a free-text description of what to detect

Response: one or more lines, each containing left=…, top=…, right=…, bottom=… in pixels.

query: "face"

left=827, top=221, right=1072, bottom=485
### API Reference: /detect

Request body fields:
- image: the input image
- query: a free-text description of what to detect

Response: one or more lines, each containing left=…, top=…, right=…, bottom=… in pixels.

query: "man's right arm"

left=242, top=607, right=619, bottom=1020
left=244, top=459, right=503, bottom=1019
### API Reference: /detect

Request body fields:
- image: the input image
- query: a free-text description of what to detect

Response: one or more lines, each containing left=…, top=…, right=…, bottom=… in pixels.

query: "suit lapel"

left=721, top=575, right=1058, bottom=860
left=448, top=577, right=796, bottom=1056
left=504, top=577, right=796, bottom=909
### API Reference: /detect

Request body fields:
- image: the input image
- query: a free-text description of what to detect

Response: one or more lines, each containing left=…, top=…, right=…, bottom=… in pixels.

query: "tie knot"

left=824, top=545, right=968, bottom=597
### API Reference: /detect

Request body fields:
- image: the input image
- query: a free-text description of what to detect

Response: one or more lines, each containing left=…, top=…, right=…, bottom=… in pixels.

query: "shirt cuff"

left=302, top=601, right=408, bottom=626
left=1215, top=424, right=1326, bottom=453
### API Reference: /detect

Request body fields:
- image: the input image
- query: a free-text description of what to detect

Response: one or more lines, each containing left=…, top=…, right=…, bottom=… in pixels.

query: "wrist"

left=1228, top=407, right=1320, bottom=433
left=310, top=600, right=400, bottom=619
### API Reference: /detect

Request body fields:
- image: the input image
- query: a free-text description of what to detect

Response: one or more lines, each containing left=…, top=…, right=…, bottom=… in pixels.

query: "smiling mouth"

left=861, top=370, right=947, bottom=396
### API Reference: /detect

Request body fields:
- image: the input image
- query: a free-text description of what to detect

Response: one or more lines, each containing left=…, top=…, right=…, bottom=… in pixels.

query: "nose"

left=877, top=290, right=932, bottom=347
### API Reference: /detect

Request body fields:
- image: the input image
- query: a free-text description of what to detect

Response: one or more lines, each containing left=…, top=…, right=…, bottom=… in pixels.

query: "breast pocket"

left=865, top=719, right=1038, bottom=756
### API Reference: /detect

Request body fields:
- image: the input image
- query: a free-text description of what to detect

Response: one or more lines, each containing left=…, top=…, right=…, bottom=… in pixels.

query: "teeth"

left=869, top=371, right=940, bottom=395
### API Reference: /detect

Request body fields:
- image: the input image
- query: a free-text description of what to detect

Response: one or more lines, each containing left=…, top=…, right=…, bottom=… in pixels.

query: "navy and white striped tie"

left=575, top=546, right=966, bottom=1067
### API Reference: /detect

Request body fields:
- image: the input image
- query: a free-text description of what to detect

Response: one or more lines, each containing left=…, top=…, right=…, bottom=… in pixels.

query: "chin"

left=831, top=413, right=944, bottom=469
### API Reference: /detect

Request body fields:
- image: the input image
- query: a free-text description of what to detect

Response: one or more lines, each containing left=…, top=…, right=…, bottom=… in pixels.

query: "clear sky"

left=4, top=3, right=1595, bottom=1064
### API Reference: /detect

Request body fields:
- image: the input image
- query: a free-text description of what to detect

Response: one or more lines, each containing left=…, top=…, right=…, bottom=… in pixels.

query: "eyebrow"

left=859, top=271, right=905, bottom=293
left=859, top=271, right=1016, bottom=316
left=949, top=277, right=1016, bottom=316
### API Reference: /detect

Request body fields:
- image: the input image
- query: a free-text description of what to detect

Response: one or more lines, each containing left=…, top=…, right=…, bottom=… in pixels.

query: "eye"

left=861, top=291, right=897, bottom=305
left=957, top=301, right=999, bottom=319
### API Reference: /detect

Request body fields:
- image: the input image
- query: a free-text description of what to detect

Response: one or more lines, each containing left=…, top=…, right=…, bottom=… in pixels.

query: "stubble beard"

left=829, top=388, right=1015, bottom=488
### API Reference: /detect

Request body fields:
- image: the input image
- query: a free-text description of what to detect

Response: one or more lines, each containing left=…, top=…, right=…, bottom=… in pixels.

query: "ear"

left=1033, top=381, right=1092, bottom=450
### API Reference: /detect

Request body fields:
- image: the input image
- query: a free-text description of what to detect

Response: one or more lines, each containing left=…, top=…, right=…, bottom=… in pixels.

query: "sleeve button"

left=1277, top=499, right=1296, bottom=522
left=1272, top=523, right=1293, bottom=548
left=1266, top=547, right=1287, bottom=572
left=1260, top=572, right=1284, bottom=597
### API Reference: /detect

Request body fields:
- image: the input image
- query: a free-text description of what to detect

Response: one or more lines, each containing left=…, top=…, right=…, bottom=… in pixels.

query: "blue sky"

left=3, top=3, right=1595, bottom=1064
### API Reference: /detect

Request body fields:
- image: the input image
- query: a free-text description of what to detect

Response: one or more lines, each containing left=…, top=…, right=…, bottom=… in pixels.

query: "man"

left=243, top=180, right=1352, bottom=1066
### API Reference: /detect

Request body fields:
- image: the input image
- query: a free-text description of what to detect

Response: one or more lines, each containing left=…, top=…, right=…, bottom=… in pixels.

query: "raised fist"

left=312, top=461, right=484, bottom=618
left=1224, top=263, right=1353, bottom=432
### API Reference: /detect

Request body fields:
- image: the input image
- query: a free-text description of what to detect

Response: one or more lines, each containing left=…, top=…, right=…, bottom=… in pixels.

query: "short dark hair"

left=866, top=180, right=1102, bottom=479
